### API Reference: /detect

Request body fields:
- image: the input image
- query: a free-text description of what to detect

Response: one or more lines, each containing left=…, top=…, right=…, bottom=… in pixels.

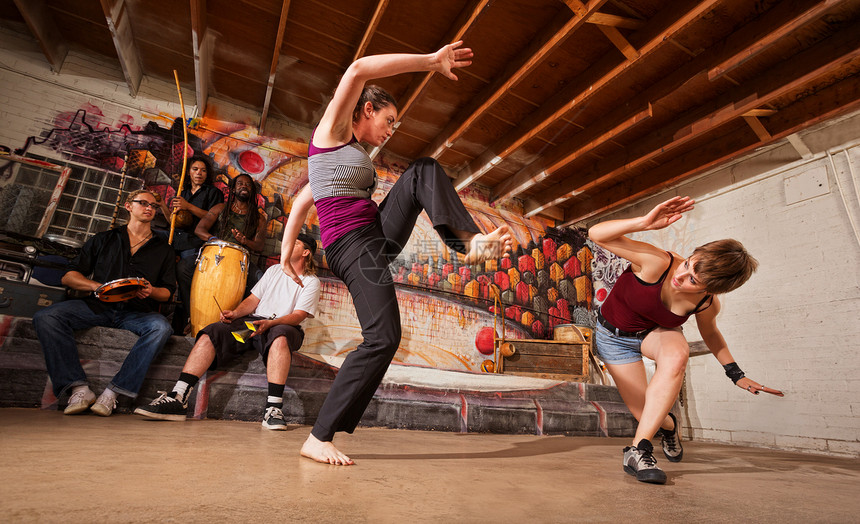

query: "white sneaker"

left=64, top=388, right=96, bottom=415
left=91, top=391, right=117, bottom=417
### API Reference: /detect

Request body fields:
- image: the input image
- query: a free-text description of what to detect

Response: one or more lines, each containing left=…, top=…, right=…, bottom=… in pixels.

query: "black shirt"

left=66, top=225, right=177, bottom=313
left=174, top=184, right=225, bottom=252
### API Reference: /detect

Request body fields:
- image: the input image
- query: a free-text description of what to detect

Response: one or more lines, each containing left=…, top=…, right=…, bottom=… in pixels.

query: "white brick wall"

left=0, top=26, right=194, bottom=150
left=588, top=111, right=860, bottom=456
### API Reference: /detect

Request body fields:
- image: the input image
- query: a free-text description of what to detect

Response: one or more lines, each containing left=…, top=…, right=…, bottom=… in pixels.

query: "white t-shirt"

left=250, top=264, right=321, bottom=322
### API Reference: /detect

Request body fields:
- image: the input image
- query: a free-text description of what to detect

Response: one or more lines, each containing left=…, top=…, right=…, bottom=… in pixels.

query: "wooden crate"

left=501, top=326, right=591, bottom=381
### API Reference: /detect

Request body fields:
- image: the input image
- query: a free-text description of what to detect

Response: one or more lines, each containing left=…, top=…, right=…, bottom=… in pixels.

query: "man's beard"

left=235, top=190, right=251, bottom=202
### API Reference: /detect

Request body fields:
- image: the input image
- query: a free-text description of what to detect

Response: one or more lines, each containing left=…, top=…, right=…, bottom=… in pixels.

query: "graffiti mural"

left=6, top=101, right=595, bottom=372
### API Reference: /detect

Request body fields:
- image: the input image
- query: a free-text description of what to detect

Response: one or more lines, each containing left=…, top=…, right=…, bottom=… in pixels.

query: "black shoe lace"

left=663, top=432, right=679, bottom=452
left=639, top=448, right=658, bottom=468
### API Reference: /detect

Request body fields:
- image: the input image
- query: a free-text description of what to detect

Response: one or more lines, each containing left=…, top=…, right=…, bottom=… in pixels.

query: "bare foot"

left=464, top=226, right=513, bottom=264
left=300, top=433, right=354, bottom=465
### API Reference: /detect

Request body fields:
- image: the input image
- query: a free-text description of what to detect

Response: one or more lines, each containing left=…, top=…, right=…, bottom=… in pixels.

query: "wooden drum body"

left=189, top=241, right=249, bottom=336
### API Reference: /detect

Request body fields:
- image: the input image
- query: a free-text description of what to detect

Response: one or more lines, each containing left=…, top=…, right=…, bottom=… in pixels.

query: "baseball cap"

left=296, top=232, right=317, bottom=256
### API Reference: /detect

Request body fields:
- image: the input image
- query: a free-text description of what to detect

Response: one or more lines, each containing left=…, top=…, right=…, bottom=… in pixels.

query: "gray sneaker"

left=261, top=406, right=287, bottom=430
left=658, top=412, right=683, bottom=462
left=623, top=439, right=667, bottom=484
left=64, top=387, right=96, bottom=415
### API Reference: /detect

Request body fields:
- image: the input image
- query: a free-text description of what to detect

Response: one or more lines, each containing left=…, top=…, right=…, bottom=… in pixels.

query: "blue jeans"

left=33, top=300, right=173, bottom=398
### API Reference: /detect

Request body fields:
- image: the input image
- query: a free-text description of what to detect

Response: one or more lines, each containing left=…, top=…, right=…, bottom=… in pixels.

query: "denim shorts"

left=594, top=322, right=645, bottom=365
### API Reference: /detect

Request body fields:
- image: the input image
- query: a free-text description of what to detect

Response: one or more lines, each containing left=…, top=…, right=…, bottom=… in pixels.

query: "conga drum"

left=189, top=240, right=249, bottom=336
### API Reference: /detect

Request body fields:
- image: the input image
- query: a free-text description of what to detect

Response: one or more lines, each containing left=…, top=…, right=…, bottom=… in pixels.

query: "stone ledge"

left=0, top=315, right=635, bottom=436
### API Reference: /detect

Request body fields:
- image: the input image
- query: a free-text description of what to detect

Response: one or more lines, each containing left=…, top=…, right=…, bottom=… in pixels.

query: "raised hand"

left=433, top=41, right=473, bottom=81
left=641, top=196, right=695, bottom=231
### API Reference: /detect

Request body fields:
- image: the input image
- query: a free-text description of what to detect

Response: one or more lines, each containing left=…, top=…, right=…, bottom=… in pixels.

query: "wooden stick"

left=109, top=151, right=130, bottom=229
left=169, top=69, right=189, bottom=245
left=212, top=295, right=224, bottom=313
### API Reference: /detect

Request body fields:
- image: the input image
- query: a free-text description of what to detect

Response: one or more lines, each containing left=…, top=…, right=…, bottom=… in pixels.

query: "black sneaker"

left=134, top=391, right=189, bottom=421
left=658, top=412, right=683, bottom=462
left=261, top=406, right=287, bottom=431
left=623, top=439, right=667, bottom=484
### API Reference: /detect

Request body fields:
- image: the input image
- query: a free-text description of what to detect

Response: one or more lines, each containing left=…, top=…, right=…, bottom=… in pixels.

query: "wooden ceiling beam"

left=708, top=0, right=848, bottom=81
left=12, top=0, right=68, bottom=73
left=352, top=0, right=390, bottom=62
left=419, top=0, right=610, bottom=160
left=523, top=199, right=564, bottom=221
left=491, top=104, right=652, bottom=202
left=369, top=0, right=489, bottom=160
left=460, top=0, right=722, bottom=190
left=529, top=30, right=860, bottom=214
left=596, top=24, right=639, bottom=61
left=493, top=0, right=831, bottom=206
left=560, top=78, right=860, bottom=225
left=742, top=115, right=772, bottom=142
left=260, top=0, right=292, bottom=132
left=190, top=0, right=211, bottom=117
left=586, top=13, right=646, bottom=30
left=99, top=0, right=143, bottom=97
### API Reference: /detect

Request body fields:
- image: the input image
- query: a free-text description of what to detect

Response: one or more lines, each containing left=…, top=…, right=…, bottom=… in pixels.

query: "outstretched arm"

left=316, top=42, right=473, bottom=147
left=588, top=196, right=695, bottom=268
left=696, top=297, right=784, bottom=397
left=279, top=185, right=314, bottom=286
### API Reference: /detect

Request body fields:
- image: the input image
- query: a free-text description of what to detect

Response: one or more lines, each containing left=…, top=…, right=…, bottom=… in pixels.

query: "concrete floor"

left=1, top=408, right=858, bottom=523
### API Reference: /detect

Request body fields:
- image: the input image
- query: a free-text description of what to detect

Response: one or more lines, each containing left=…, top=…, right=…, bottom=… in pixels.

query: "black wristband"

left=723, top=362, right=745, bottom=384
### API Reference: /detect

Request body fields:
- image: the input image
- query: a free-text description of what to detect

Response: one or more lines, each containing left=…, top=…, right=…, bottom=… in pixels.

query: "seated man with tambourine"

left=33, top=189, right=176, bottom=417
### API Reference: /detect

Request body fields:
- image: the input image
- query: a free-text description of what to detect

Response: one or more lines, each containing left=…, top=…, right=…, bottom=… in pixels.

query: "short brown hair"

left=692, top=239, right=758, bottom=294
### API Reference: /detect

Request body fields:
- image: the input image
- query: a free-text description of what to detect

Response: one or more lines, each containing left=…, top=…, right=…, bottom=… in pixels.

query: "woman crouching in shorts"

left=588, top=196, right=783, bottom=484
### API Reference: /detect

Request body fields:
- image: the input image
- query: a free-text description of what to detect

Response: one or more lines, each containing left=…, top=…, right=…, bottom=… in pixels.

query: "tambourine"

left=94, top=277, right=147, bottom=302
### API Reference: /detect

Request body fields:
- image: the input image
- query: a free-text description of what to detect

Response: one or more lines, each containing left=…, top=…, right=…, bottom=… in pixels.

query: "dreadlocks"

left=217, top=173, right=261, bottom=242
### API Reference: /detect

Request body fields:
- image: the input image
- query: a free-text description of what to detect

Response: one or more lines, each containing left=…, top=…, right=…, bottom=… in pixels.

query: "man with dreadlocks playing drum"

left=195, top=173, right=268, bottom=291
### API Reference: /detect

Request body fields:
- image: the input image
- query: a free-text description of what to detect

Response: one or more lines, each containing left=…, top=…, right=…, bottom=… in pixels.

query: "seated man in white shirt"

left=135, top=233, right=321, bottom=430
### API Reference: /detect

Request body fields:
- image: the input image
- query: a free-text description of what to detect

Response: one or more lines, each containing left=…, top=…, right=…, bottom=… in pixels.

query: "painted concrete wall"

left=585, top=111, right=860, bottom=456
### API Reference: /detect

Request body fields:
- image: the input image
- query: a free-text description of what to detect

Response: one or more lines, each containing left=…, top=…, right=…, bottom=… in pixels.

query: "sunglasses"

left=131, top=200, right=158, bottom=209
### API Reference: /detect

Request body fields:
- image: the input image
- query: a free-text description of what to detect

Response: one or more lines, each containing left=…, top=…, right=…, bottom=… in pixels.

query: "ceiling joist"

left=492, top=104, right=653, bottom=203
left=463, top=0, right=723, bottom=193
left=190, top=0, right=210, bottom=117
left=420, top=0, right=610, bottom=160
left=352, top=0, right=390, bottom=62
left=708, top=0, right=850, bottom=81
left=530, top=29, right=860, bottom=214
left=562, top=79, right=860, bottom=226
left=12, top=0, right=68, bottom=73
left=260, top=0, right=292, bottom=132
left=99, top=0, right=143, bottom=97
left=370, top=0, right=489, bottom=160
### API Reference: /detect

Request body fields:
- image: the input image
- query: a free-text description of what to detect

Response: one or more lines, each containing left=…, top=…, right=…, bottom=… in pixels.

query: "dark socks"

left=266, top=382, right=285, bottom=409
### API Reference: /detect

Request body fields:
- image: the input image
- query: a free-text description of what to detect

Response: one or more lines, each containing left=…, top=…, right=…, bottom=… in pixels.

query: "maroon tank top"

left=600, top=253, right=711, bottom=332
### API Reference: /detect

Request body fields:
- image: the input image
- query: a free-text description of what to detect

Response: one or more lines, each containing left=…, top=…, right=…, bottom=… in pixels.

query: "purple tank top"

left=308, top=133, right=379, bottom=247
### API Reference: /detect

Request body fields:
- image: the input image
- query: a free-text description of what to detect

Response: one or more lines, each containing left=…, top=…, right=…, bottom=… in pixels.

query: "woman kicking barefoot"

left=589, top=196, right=783, bottom=484
left=280, top=42, right=513, bottom=465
